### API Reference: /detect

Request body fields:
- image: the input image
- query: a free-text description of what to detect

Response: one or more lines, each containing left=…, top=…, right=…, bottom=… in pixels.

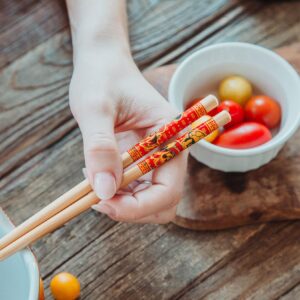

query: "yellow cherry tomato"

left=39, top=278, right=44, bottom=300
left=219, top=75, right=252, bottom=106
left=50, top=272, right=80, bottom=300
left=192, top=115, right=219, bottom=143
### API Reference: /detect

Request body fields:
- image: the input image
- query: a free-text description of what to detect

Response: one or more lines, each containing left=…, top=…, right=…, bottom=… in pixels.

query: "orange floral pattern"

left=137, top=117, right=218, bottom=174
left=127, top=102, right=207, bottom=161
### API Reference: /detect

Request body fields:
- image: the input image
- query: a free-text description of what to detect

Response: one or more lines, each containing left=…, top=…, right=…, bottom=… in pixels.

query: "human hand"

left=69, top=45, right=188, bottom=224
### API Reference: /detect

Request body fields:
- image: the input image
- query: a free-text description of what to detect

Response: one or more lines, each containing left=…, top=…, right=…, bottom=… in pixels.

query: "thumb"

left=80, top=111, right=122, bottom=200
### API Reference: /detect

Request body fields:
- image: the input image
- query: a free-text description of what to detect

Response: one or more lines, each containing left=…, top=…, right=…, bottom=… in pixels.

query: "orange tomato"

left=39, top=278, right=44, bottom=300
left=50, top=272, right=80, bottom=300
left=192, top=115, right=220, bottom=143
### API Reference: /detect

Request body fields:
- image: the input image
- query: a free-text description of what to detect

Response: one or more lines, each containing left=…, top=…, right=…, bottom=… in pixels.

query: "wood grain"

left=1, top=1, right=300, bottom=299
left=0, top=0, right=68, bottom=69
left=174, top=222, right=300, bottom=300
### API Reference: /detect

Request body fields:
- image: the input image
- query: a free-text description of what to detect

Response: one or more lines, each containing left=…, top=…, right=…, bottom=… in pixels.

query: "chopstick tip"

left=214, top=110, right=232, bottom=127
left=201, top=94, right=219, bottom=113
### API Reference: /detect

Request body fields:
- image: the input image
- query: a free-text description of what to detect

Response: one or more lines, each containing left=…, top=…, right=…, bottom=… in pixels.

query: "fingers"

left=92, top=151, right=187, bottom=221
left=76, top=105, right=122, bottom=200
left=93, top=200, right=177, bottom=224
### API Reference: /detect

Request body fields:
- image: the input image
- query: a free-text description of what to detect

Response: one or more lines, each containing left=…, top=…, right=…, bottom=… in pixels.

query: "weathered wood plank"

left=0, top=0, right=37, bottom=30
left=0, top=32, right=72, bottom=180
left=43, top=222, right=264, bottom=299
left=280, top=284, right=300, bottom=300
left=148, top=0, right=300, bottom=68
left=4, top=0, right=299, bottom=71
left=176, top=222, right=300, bottom=300
left=128, top=0, right=240, bottom=66
left=0, top=0, right=68, bottom=69
left=0, top=0, right=232, bottom=69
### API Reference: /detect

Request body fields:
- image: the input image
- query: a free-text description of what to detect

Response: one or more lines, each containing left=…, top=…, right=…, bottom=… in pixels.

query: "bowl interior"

left=0, top=211, right=39, bottom=300
left=170, top=43, right=300, bottom=154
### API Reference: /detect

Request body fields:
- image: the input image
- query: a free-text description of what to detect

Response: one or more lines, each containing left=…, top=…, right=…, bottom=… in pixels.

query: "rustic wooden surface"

left=1, top=0, right=300, bottom=299
left=144, top=47, right=300, bottom=231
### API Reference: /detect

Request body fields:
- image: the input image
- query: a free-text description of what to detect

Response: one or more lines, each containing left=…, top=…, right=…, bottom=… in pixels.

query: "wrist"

left=71, top=26, right=134, bottom=67
left=74, top=23, right=129, bottom=48
left=73, top=42, right=134, bottom=73
left=67, top=0, right=128, bottom=47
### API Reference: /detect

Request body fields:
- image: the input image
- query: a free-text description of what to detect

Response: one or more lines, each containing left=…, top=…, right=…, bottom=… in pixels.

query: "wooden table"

left=1, top=1, right=300, bottom=299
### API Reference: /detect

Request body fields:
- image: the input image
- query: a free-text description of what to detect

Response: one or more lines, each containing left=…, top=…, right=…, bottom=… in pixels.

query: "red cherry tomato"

left=214, top=122, right=272, bottom=149
left=208, top=107, right=218, bottom=117
left=216, top=100, right=244, bottom=128
left=245, top=95, right=281, bottom=129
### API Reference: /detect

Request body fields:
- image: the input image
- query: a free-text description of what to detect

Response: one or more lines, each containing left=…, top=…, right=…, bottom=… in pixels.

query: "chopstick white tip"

left=213, top=110, right=232, bottom=127
left=201, top=94, right=219, bottom=113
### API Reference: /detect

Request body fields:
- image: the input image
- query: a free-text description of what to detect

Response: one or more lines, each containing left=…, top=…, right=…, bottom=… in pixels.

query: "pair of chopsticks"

left=0, top=95, right=230, bottom=260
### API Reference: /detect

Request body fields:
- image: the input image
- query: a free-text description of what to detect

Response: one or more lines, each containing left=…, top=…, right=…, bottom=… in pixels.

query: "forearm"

left=66, top=0, right=131, bottom=60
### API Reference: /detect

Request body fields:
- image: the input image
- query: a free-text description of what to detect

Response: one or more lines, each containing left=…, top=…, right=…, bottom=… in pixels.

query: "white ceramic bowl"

left=0, top=210, right=39, bottom=300
left=169, top=42, right=300, bottom=172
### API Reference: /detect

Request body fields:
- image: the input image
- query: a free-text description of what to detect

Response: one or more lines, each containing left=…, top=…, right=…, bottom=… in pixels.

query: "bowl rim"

left=0, top=209, right=39, bottom=300
left=23, top=249, right=40, bottom=300
left=168, top=42, right=300, bottom=157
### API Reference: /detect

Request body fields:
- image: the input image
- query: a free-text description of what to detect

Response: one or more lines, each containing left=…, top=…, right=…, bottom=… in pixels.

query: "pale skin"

left=66, top=0, right=187, bottom=224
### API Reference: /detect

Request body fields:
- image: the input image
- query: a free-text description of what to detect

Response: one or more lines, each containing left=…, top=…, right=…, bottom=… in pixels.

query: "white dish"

left=169, top=42, right=300, bottom=172
left=0, top=209, right=39, bottom=300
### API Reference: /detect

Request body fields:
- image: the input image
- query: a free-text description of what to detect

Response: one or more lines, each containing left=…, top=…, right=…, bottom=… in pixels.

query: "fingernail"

left=92, top=203, right=116, bottom=217
left=94, top=172, right=116, bottom=200
left=82, top=168, right=88, bottom=178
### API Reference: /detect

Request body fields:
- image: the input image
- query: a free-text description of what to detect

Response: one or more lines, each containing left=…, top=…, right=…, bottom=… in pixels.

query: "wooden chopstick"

left=0, top=95, right=218, bottom=251
left=0, top=111, right=231, bottom=260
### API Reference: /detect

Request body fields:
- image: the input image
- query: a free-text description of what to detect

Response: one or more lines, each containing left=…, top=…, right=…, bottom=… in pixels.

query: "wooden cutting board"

left=143, top=43, right=300, bottom=230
